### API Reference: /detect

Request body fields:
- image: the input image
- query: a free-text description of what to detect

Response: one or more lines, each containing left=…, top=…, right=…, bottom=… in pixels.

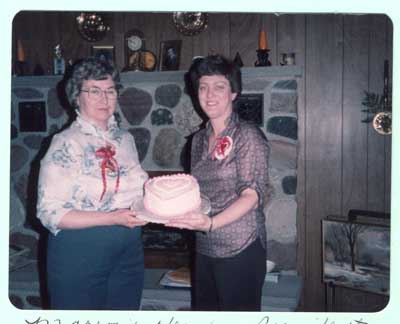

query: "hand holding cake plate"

left=131, top=195, right=211, bottom=224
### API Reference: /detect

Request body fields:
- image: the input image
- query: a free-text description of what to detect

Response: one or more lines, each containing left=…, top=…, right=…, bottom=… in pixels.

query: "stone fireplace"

left=10, top=65, right=301, bottom=308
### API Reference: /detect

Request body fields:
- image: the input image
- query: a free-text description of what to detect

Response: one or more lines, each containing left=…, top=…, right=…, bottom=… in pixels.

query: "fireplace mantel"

left=12, top=65, right=302, bottom=88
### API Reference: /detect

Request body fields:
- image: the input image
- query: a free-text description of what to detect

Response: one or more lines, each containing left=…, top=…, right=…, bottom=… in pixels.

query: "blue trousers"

left=193, top=238, right=266, bottom=311
left=47, top=225, right=144, bottom=310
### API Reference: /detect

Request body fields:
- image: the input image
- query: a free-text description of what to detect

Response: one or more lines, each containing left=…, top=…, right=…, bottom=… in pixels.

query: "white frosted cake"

left=143, top=174, right=202, bottom=218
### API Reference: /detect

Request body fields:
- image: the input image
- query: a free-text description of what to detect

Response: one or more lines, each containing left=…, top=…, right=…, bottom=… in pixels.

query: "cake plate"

left=131, top=195, right=211, bottom=224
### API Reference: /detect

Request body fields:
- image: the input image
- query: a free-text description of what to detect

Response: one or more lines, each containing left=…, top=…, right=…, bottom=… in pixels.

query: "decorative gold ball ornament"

left=372, top=111, right=392, bottom=135
left=173, top=12, right=208, bottom=36
left=76, top=13, right=110, bottom=42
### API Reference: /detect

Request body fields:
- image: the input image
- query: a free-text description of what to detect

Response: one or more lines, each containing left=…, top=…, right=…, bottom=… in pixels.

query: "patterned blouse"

left=191, top=112, right=270, bottom=258
left=36, top=112, right=148, bottom=235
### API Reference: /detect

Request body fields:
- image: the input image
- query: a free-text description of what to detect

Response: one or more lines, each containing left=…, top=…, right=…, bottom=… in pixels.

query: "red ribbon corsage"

left=211, top=136, right=233, bottom=161
left=95, top=144, right=120, bottom=201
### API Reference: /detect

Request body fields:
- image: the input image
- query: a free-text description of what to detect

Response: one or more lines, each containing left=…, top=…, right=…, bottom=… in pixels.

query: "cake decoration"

left=142, top=173, right=202, bottom=218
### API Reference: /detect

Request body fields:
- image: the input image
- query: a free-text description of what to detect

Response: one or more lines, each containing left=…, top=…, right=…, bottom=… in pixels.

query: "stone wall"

left=10, top=66, right=301, bottom=308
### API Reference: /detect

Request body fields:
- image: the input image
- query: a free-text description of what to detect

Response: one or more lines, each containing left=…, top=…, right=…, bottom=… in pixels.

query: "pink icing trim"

left=143, top=173, right=201, bottom=218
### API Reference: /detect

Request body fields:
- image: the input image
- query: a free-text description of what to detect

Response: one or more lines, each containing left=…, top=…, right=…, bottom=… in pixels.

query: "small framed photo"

left=159, top=40, right=182, bottom=71
left=91, top=45, right=115, bottom=63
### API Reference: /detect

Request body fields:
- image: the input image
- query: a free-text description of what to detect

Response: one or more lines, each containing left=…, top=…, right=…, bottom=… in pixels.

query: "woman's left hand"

left=165, top=211, right=212, bottom=232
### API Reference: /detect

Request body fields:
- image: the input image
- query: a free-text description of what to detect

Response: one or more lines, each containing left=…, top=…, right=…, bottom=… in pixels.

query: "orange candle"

left=17, top=39, right=25, bottom=62
left=259, top=30, right=268, bottom=50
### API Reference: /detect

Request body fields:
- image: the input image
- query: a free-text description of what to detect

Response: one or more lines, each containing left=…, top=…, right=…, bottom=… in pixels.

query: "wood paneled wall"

left=12, top=11, right=392, bottom=311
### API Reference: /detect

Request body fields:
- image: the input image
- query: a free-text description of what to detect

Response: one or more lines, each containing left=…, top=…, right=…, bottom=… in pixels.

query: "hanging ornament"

left=76, top=12, right=110, bottom=42
left=173, top=12, right=208, bottom=36
left=372, top=111, right=391, bottom=135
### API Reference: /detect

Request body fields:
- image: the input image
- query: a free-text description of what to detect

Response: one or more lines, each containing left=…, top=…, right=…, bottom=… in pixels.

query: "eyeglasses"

left=81, top=87, right=118, bottom=101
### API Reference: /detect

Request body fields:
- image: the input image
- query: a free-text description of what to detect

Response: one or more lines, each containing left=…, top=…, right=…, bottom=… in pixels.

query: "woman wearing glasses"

left=36, top=57, right=148, bottom=310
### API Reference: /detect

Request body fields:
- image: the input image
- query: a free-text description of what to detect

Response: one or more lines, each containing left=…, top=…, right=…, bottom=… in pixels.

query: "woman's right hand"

left=165, top=211, right=212, bottom=232
left=109, top=209, right=148, bottom=228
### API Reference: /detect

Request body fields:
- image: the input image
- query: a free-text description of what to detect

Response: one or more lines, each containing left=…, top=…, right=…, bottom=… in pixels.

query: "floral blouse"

left=36, top=112, right=148, bottom=235
left=191, top=112, right=270, bottom=258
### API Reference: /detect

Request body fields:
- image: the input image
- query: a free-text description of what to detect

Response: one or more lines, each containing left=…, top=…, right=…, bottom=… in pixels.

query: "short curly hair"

left=66, top=57, right=122, bottom=108
left=185, top=54, right=242, bottom=98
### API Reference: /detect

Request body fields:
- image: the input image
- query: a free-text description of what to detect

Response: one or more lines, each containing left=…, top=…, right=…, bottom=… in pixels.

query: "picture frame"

left=159, top=40, right=182, bottom=71
left=322, top=217, right=390, bottom=295
left=91, top=45, right=115, bottom=63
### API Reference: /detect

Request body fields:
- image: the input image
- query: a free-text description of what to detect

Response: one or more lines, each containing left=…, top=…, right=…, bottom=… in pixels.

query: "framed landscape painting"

left=322, top=217, right=390, bottom=295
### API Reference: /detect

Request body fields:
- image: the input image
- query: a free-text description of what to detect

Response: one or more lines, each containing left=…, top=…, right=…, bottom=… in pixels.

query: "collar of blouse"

left=75, top=109, right=119, bottom=138
left=205, top=111, right=239, bottom=139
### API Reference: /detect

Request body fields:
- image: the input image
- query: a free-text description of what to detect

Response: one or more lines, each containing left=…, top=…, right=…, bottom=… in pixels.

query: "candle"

left=259, top=30, right=268, bottom=50
left=17, top=39, right=25, bottom=62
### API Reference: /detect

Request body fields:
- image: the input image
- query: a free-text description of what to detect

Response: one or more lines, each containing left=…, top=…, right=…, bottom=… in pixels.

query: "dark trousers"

left=193, top=238, right=266, bottom=311
left=47, top=225, right=144, bottom=310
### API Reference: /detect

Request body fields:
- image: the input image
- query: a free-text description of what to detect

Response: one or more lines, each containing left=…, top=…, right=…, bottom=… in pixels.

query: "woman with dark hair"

left=167, top=54, right=271, bottom=311
left=37, top=57, right=148, bottom=310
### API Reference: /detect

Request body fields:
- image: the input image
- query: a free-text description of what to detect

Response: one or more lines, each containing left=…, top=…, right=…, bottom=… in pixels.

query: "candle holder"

left=255, top=49, right=271, bottom=67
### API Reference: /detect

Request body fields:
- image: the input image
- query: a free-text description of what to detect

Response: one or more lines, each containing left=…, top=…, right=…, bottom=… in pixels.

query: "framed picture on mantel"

left=91, top=45, right=115, bottom=63
left=159, top=40, right=182, bottom=71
